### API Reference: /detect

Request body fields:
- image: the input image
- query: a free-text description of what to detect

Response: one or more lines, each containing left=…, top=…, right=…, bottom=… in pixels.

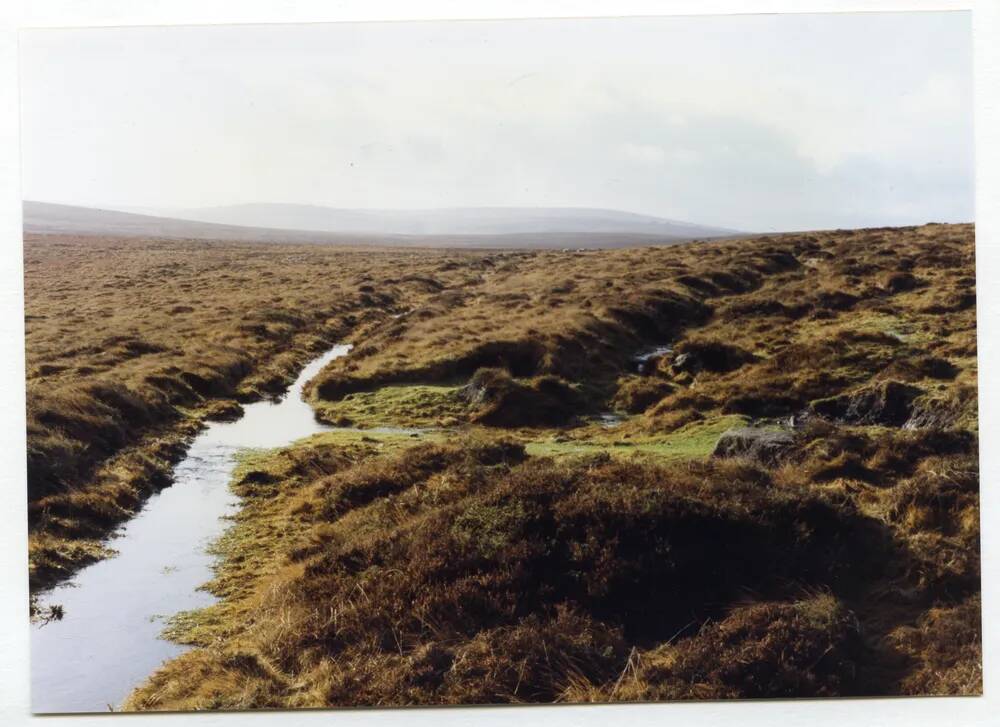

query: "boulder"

left=712, top=427, right=796, bottom=464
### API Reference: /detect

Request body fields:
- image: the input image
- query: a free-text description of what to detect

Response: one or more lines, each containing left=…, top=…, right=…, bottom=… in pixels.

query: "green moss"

left=525, top=415, right=747, bottom=461
left=798, top=312, right=930, bottom=346
left=315, top=384, right=468, bottom=427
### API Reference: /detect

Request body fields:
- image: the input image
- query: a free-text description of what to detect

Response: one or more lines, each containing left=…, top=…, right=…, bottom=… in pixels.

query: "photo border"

left=1, top=2, right=995, bottom=725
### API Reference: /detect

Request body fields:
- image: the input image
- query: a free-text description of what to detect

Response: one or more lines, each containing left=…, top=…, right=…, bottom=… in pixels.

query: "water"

left=30, top=343, right=353, bottom=714
left=597, top=412, right=624, bottom=428
left=633, top=344, right=673, bottom=373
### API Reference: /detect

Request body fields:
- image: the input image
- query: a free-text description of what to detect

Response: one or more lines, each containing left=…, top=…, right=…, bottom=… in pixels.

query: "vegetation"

left=127, top=426, right=977, bottom=708
left=25, top=223, right=979, bottom=705
left=24, top=235, right=481, bottom=588
left=314, top=384, right=466, bottom=428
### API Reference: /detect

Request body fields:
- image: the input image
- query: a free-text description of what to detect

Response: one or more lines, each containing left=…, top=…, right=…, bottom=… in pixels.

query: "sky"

left=19, top=12, right=973, bottom=232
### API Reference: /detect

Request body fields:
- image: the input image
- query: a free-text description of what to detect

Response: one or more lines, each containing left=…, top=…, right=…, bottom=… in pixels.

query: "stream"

left=30, top=343, right=355, bottom=713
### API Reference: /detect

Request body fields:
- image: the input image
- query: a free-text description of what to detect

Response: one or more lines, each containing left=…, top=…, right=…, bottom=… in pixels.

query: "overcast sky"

left=20, top=12, right=973, bottom=232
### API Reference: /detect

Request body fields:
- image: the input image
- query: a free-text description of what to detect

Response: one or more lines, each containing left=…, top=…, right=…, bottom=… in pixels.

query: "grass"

left=25, top=223, right=980, bottom=707
left=314, top=383, right=467, bottom=427
left=525, top=415, right=747, bottom=460
left=127, top=421, right=979, bottom=709
left=23, top=235, right=492, bottom=588
left=795, top=311, right=931, bottom=346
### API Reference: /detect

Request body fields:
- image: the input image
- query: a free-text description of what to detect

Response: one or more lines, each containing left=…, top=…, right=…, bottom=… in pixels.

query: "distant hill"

left=153, top=203, right=739, bottom=238
left=23, top=201, right=739, bottom=248
left=22, top=201, right=369, bottom=245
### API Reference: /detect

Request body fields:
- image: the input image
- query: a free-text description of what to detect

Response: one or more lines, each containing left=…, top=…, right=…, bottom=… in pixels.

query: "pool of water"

left=30, top=343, right=352, bottom=713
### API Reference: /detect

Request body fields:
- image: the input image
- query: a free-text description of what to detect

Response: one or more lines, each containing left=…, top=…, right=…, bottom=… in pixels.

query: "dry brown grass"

left=24, top=234, right=487, bottom=588
left=125, top=423, right=977, bottom=709
left=26, top=223, right=979, bottom=706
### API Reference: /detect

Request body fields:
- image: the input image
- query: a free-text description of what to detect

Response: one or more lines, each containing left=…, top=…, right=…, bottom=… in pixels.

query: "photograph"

left=18, top=9, right=980, bottom=714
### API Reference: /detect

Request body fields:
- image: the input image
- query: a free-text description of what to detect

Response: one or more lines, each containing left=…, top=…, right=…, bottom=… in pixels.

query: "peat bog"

left=25, top=223, right=980, bottom=708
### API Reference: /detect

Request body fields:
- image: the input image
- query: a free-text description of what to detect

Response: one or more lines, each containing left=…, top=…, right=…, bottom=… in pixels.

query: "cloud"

left=19, top=13, right=973, bottom=230
left=620, top=143, right=667, bottom=166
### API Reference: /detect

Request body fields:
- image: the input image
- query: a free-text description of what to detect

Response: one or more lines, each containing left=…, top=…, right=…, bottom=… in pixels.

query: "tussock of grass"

left=461, top=368, right=586, bottom=427
left=889, top=594, right=982, bottom=695
left=611, top=376, right=674, bottom=414
left=604, top=594, right=863, bottom=701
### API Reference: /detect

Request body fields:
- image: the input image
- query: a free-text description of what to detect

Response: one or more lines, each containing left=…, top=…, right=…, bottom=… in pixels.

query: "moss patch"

left=526, top=415, right=747, bottom=461
left=315, top=384, right=467, bottom=428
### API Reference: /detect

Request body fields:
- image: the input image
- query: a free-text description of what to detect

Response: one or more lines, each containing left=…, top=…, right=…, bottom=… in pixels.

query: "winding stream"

left=30, top=343, right=354, bottom=713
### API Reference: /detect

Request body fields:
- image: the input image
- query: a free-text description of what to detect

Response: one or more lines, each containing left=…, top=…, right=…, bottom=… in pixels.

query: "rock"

left=712, top=427, right=796, bottom=464
left=902, top=385, right=977, bottom=430
left=633, top=345, right=673, bottom=374
left=810, top=380, right=924, bottom=427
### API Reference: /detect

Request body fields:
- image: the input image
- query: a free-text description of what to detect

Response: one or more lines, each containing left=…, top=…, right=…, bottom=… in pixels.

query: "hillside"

left=24, top=201, right=736, bottom=249
left=152, top=203, right=739, bottom=238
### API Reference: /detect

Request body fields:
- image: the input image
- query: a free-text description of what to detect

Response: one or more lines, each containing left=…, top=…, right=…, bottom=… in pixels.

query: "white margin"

left=0, top=2, right=996, bottom=726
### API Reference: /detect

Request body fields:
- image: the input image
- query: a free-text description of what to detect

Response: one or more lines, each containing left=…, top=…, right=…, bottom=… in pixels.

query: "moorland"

left=24, top=223, right=979, bottom=706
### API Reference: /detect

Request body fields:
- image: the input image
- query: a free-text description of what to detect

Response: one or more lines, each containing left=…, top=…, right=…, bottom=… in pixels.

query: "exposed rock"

left=712, top=427, right=796, bottom=464
left=903, top=385, right=977, bottom=430
left=633, top=345, right=673, bottom=374
left=811, top=380, right=924, bottom=427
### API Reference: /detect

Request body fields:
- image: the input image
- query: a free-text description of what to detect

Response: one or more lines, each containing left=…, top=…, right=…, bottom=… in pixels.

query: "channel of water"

left=30, top=343, right=356, bottom=713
